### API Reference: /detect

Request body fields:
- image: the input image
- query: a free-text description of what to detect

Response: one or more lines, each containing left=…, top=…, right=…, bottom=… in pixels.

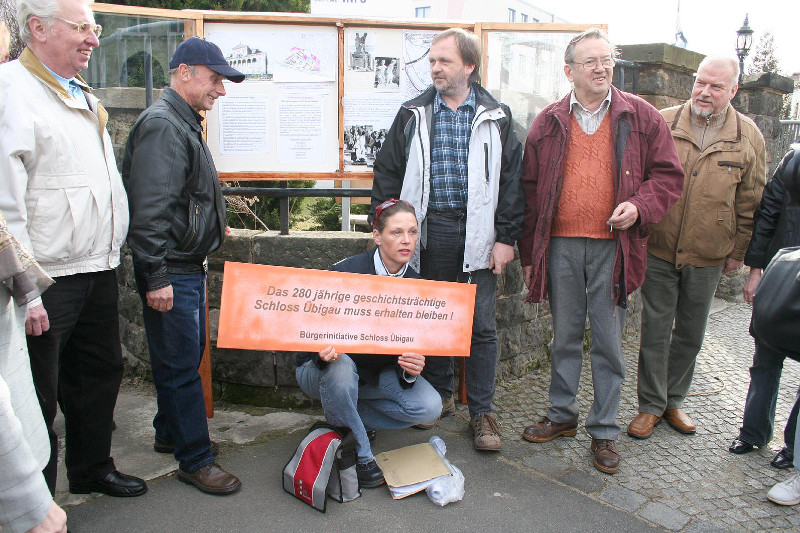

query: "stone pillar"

left=614, top=43, right=704, bottom=110
left=732, top=72, right=795, bottom=175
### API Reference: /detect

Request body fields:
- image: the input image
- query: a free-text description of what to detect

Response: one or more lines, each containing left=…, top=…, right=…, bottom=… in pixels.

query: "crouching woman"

left=295, top=199, right=442, bottom=488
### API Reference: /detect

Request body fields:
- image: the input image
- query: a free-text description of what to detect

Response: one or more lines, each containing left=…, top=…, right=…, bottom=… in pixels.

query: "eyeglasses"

left=49, top=16, right=103, bottom=38
left=373, top=198, right=413, bottom=227
left=571, top=57, right=615, bottom=70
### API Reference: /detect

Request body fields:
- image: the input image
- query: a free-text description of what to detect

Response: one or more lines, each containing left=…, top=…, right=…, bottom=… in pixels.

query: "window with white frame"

left=508, top=8, right=516, bottom=22
left=521, top=13, right=528, bottom=22
left=415, top=6, right=431, bottom=18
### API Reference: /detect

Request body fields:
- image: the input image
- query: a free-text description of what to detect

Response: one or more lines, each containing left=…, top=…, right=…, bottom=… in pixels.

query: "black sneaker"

left=356, top=459, right=385, bottom=488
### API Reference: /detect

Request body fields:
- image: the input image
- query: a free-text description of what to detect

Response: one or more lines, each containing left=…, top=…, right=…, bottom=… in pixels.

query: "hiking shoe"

left=591, top=438, right=620, bottom=474
left=470, top=413, right=502, bottom=451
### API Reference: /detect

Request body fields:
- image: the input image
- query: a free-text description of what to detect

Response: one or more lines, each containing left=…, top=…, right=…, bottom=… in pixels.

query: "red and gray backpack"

left=283, top=422, right=361, bottom=512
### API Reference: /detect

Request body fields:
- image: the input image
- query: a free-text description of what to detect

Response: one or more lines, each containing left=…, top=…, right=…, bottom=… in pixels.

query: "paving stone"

left=638, top=502, right=691, bottom=531
left=597, top=485, right=648, bottom=512
left=558, top=469, right=607, bottom=494
left=683, top=521, right=731, bottom=533
left=521, top=454, right=571, bottom=477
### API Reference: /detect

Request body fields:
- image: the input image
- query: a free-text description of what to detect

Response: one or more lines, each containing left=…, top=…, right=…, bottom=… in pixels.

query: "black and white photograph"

left=344, top=125, right=388, bottom=167
left=374, top=57, right=399, bottom=91
left=348, top=31, right=374, bottom=72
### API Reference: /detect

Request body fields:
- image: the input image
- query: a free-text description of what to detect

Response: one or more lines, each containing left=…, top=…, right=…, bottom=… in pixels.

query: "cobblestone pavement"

left=487, top=300, right=800, bottom=532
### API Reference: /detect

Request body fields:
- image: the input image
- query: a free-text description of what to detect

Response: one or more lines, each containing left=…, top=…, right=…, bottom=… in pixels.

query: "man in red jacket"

left=517, top=28, right=684, bottom=474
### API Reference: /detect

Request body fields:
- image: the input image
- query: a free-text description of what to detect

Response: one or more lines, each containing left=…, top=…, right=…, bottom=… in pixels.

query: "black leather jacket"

left=744, top=147, right=800, bottom=269
left=122, top=88, right=226, bottom=291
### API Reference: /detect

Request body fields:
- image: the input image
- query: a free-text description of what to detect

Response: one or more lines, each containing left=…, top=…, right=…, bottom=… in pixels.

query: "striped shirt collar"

left=569, top=89, right=611, bottom=116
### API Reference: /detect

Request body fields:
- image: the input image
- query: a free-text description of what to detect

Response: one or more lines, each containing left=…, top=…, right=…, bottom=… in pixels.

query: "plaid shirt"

left=429, top=89, right=476, bottom=211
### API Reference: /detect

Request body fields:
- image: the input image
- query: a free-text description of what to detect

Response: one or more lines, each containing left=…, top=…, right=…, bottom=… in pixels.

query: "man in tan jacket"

left=628, top=56, right=766, bottom=439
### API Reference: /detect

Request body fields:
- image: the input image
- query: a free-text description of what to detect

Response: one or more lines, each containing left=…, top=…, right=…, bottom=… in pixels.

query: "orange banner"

left=217, top=262, right=476, bottom=356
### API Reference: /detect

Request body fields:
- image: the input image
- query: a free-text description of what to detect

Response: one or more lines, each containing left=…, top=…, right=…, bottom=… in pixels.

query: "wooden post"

left=200, top=283, right=214, bottom=418
left=458, top=358, right=467, bottom=404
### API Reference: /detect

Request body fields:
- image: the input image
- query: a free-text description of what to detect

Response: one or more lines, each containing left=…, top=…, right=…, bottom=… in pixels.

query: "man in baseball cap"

left=169, top=36, right=245, bottom=83
left=121, top=37, right=244, bottom=495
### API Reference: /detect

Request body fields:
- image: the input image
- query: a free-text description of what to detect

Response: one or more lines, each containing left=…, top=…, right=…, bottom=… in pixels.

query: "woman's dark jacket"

left=295, top=249, right=420, bottom=388
left=744, top=148, right=800, bottom=269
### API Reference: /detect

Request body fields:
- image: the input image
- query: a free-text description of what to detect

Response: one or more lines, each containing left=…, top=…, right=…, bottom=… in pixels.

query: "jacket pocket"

left=696, top=209, right=736, bottom=261
left=177, top=198, right=204, bottom=252
left=26, top=175, right=98, bottom=263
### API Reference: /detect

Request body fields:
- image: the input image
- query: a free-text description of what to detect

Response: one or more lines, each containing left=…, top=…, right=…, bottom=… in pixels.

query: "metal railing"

left=778, top=120, right=800, bottom=170
left=222, top=186, right=372, bottom=235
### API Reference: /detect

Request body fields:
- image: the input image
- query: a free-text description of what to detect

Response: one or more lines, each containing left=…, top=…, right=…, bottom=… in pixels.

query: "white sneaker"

left=767, top=472, right=800, bottom=505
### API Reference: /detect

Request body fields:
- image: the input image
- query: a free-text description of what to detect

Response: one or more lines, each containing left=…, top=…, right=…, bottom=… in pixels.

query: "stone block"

left=496, top=294, right=530, bottom=329
left=119, top=317, right=149, bottom=364
left=597, top=485, right=648, bottom=512
left=207, top=228, right=256, bottom=270
left=733, top=89, right=784, bottom=117
left=212, top=348, right=275, bottom=387
left=251, top=231, right=373, bottom=269
left=618, top=43, right=705, bottom=71
left=635, top=67, right=694, bottom=99
left=639, top=95, right=684, bottom=111
left=715, top=268, right=747, bottom=302
left=275, top=352, right=300, bottom=386
left=522, top=454, right=570, bottom=477
left=740, top=72, right=795, bottom=94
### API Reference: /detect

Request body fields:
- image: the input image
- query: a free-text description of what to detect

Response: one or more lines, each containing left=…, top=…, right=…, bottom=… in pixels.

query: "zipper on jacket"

left=179, top=203, right=199, bottom=251
left=484, top=143, right=489, bottom=182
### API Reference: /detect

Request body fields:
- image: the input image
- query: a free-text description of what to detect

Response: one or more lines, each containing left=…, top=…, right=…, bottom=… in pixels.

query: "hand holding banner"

left=217, top=261, right=476, bottom=356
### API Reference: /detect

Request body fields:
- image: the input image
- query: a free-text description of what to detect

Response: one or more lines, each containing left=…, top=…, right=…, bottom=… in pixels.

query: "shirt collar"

left=569, top=89, right=611, bottom=115
left=373, top=248, right=408, bottom=277
left=42, top=64, right=75, bottom=94
left=434, top=87, right=476, bottom=114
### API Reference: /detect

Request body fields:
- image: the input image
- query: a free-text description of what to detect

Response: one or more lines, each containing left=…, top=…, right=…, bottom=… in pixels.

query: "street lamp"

left=735, top=14, right=753, bottom=84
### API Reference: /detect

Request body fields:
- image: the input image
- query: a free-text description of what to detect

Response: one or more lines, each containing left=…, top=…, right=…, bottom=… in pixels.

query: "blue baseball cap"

left=169, top=37, right=245, bottom=83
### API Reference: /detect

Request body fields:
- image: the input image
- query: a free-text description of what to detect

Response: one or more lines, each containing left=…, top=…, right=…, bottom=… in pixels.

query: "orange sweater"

left=551, top=113, right=615, bottom=239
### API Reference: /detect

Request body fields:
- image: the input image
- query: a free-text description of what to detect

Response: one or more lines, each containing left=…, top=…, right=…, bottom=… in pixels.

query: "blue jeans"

left=420, top=210, right=498, bottom=418
left=135, top=271, right=214, bottom=474
left=295, top=356, right=441, bottom=463
left=739, top=338, right=799, bottom=451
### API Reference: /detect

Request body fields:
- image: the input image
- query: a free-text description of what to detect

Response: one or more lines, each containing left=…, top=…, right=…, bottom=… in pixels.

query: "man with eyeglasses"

left=629, top=56, right=766, bottom=441
left=0, top=0, right=147, bottom=498
left=371, top=28, right=523, bottom=452
left=519, top=28, right=683, bottom=474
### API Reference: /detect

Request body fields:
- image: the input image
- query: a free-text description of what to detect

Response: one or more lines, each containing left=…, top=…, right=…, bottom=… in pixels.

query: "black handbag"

left=751, top=246, right=800, bottom=361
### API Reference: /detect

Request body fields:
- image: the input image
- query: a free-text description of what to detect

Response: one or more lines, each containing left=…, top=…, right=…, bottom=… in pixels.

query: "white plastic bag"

left=425, top=436, right=465, bottom=506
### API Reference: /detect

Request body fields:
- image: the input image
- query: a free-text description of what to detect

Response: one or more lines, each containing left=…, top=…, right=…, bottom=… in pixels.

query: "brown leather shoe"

left=177, top=463, right=241, bottom=495
left=627, top=413, right=662, bottom=439
left=663, top=408, right=696, bottom=434
left=414, top=395, right=455, bottom=429
left=522, top=416, right=578, bottom=443
left=470, top=413, right=502, bottom=451
left=591, top=438, right=620, bottom=474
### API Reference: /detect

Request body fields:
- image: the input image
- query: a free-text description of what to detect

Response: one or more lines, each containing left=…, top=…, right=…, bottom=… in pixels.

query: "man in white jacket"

left=0, top=0, right=145, bottom=498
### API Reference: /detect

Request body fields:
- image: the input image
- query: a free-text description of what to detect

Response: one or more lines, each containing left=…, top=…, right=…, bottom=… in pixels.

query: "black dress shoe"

left=154, top=439, right=219, bottom=457
left=69, top=470, right=147, bottom=497
left=366, top=430, right=376, bottom=444
left=356, top=459, right=385, bottom=488
left=728, top=438, right=755, bottom=454
left=771, top=447, right=794, bottom=469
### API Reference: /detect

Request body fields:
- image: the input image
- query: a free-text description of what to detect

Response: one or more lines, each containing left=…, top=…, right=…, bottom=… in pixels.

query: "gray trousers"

left=547, top=237, right=626, bottom=440
left=637, top=254, right=723, bottom=415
